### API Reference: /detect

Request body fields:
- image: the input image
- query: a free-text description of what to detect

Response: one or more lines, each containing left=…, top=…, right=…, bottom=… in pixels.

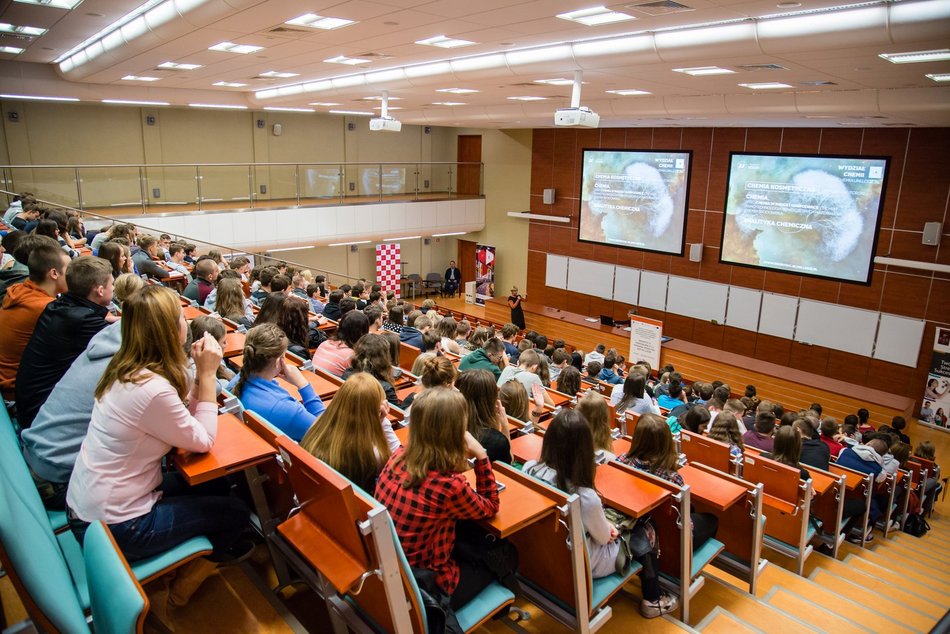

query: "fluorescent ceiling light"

left=329, top=109, right=373, bottom=116
left=507, top=96, right=547, bottom=101
left=102, top=99, right=170, bottom=106
left=926, top=73, right=950, bottom=82
left=0, top=93, right=79, bottom=102
left=0, top=23, right=46, bottom=37
left=606, top=89, right=652, bottom=95
left=534, top=78, right=584, bottom=86
left=209, top=42, right=264, bottom=55
left=308, top=102, right=341, bottom=106
left=188, top=103, right=248, bottom=109
left=673, top=66, right=735, bottom=76
left=324, top=55, right=371, bottom=65
left=373, top=106, right=402, bottom=110
left=432, top=232, right=467, bottom=237
left=328, top=240, right=371, bottom=247
left=285, top=14, right=356, bottom=30
left=269, top=245, right=316, bottom=252
left=0, top=46, right=24, bottom=55
left=122, top=75, right=160, bottom=82
left=14, top=0, right=82, bottom=7
left=436, top=88, right=479, bottom=94
left=259, top=71, right=299, bottom=78
left=362, top=95, right=402, bottom=101
left=264, top=106, right=314, bottom=112
left=431, top=102, right=467, bottom=106
left=879, top=49, right=950, bottom=64
left=557, top=6, right=635, bottom=26
left=738, top=82, right=793, bottom=89
left=415, top=35, right=475, bottom=48
left=158, top=61, right=202, bottom=70
left=384, top=236, right=421, bottom=241
left=213, top=81, right=247, bottom=87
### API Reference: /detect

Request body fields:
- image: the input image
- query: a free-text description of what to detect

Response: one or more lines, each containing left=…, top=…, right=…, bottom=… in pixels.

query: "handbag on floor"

left=604, top=506, right=658, bottom=576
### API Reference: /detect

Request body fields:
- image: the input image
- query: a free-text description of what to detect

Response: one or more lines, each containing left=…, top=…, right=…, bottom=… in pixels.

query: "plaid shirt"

left=619, top=455, right=685, bottom=487
left=375, top=449, right=499, bottom=595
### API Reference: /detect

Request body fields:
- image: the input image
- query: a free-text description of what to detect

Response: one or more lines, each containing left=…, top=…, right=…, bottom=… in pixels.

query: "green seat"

left=591, top=566, right=641, bottom=610
left=83, top=522, right=148, bottom=634
left=691, top=538, right=725, bottom=579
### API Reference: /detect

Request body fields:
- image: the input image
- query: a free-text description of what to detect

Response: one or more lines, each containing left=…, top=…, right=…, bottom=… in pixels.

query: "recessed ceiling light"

left=0, top=93, right=79, bottom=102
left=213, top=81, right=247, bottom=88
left=557, top=6, right=636, bottom=26
left=436, top=88, right=479, bottom=94
left=384, top=236, right=421, bottom=241
left=879, top=49, right=950, bottom=64
left=362, top=95, right=403, bottom=101
left=673, top=66, right=735, bottom=76
left=738, top=82, right=793, bottom=89
left=383, top=21, right=399, bottom=26
left=431, top=102, right=467, bottom=106
left=188, top=103, right=248, bottom=109
left=121, top=75, right=160, bottom=82
left=308, top=102, right=341, bottom=106
left=534, top=78, right=584, bottom=86
left=102, top=99, right=170, bottom=106
left=432, top=231, right=467, bottom=237
left=158, top=61, right=202, bottom=70
left=0, top=23, right=46, bottom=37
left=264, top=106, right=314, bottom=112
left=606, top=89, right=652, bottom=96
left=926, top=73, right=950, bottom=82
left=285, top=14, right=357, bottom=30
left=507, top=96, right=547, bottom=101
left=415, top=35, right=475, bottom=48
left=0, top=46, right=25, bottom=55
left=14, top=0, right=82, bottom=7
left=324, top=55, right=371, bottom=65
left=329, top=109, right=374, bottom=116
left=209, top=42, right=264, bottom=55
left=258, top=71, right=299, bottom=78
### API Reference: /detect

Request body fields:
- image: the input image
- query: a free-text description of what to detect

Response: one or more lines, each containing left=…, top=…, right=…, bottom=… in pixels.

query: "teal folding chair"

left=83, top=522, right=149, bottom=634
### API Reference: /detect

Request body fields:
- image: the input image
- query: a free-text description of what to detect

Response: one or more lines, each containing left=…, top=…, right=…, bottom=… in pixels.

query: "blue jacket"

left=835, top=445, right=884, bottom=482
left=399, top=326, right=425, bottom=352
left=235, top=376, right=325, bottom=441
left=597, top=368, right=624, bottom=385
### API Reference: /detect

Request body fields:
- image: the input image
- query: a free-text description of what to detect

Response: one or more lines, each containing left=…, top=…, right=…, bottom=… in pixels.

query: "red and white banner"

left=376, top=243, right=401, bottom=299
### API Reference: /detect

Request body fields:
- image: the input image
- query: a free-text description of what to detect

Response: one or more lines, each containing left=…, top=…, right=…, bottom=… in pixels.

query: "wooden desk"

left=463, top=469, right=557, bottom=539
left=183, top=305, right=206, bottom=320
left=595, top=463, right=669, bottom=519
left=222, top=332, right=245, bottom=358
left=510, top=433, right=543, bottom=463
left=545, top=388, right=572, bottom=407
left=804, top=468, right=836, bottom=496
left=174, top=413, right=276, bottom=486
left=830, top=465, right=865, bottom=491
left=612, top=437, right=631, bottom=457
left=679, top=464, right=746, bottom=511
left=274, top=371, right=342, bottom=401
left=396, top=383, right=422, bottom=401
left=395, top=425, right=410, bottom=446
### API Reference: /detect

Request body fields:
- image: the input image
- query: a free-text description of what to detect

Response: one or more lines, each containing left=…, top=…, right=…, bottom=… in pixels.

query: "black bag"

left=903, top=514, right=930, bottom=537
left=410, top=567, right=463, bottom=634
left=307, top=326, right=327, bottom=350
left=452, top=521, right=520, bottom=595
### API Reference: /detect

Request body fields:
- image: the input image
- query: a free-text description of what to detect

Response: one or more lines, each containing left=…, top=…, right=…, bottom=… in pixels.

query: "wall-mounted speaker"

left=922, top=222, right=942, bottom=246
left=272, top=123, right=282, bottom=136
left=542, top=188, right=555, bottom=204
left=689, top=243, right=703, bottom=262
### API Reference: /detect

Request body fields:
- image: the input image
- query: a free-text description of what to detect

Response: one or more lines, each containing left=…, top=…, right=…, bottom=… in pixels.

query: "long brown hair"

left=95, top=285, right=189, bottom=400
left=456, top=369, right=500, bottom=435
left=349, top=334, right=395, bottom=385
left=498, top=380, right=528, bottom=421
left=397, top=387, right=468, bottom=488
left=277, top=297, right=310, bottom=348
left=300, top=373, right=390, bottom=488
left=577, top=391, right=613, bottom=454
left=556, top=366, right=582, bottom=397
left=708, top=411, right=744, bottom=451
left=625, top=413, right=678, bottom=472
left=233, top=323, right=287, bottom=397
left=770, top=425, right=801, bottom=467
left=538, top=409, right=596, bottom=491
left=215, top=277, right=247, bottom=322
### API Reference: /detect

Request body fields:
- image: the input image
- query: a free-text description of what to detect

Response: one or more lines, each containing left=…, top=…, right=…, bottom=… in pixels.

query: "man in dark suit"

left=443, top=260, right=461, bottom=297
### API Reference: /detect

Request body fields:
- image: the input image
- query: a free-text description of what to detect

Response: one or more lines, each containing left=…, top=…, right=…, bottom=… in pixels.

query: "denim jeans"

left=69, top=472, right=249, bottom=563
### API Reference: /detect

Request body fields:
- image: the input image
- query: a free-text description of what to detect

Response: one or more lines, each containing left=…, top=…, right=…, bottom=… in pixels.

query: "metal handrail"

left=0, top=161, right=482, bottom=169
left=0, top=188, right=363, bottom=284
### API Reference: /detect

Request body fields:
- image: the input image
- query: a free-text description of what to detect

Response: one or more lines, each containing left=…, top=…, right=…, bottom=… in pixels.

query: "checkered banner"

left=376, top=242, right=401, bottom=299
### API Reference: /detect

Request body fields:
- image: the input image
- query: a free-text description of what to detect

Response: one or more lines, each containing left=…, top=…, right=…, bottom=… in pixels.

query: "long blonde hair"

left=300, top=373, right=390, bottom=488
left=397, top=387, right=468, bottom=488
left=577, top=391, right=613, bottom=453
left=95, top=285, right=189, bottom=400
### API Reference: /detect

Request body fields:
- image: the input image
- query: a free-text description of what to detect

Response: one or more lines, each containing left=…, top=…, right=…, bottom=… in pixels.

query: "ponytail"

left=234, top=324, right=287, bottom=397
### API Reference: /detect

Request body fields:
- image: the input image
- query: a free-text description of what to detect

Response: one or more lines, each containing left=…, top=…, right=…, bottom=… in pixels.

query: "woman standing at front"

left=66, top=285, right=250, bottom=563
left=507, top=287, right=526, bottom=330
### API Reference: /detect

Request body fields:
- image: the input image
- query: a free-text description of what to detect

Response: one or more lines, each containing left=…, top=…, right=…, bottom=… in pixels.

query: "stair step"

left=838, top=543, right=950, bottom=588
left=888, top=533, right=950, bottom=564
left=697, top=607, right=762, bottom=633
left=763, top=586, right=869, bottom=634
left=870, top=540, right=950, bottom=573
left=690, top=574, right=817, bottom=634
left=754, top=562, right=918, bottom=634
left=809, top=569, right=937, bottom=632
left=843, top=555, right=950, bottom=606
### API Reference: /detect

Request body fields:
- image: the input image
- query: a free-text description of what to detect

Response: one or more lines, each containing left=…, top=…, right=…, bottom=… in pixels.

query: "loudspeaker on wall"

left=542, top=188, right=555, bottom=205
left=689, top=243, right=703, bottom=262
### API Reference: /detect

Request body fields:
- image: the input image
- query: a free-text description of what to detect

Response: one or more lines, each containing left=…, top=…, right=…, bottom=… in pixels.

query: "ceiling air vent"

left=356, top=52, right=394, bottom=60
left=625, top=0, right=694, bottom=16
left=268, top=26, right=309, bottom=34
left=800, top=80, right=838, bottom=86
left=736, top=63, right=790, bottom=72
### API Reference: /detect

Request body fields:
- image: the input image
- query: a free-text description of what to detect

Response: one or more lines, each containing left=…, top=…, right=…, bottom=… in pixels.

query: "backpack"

left=903, top=513, right=930, bottom=537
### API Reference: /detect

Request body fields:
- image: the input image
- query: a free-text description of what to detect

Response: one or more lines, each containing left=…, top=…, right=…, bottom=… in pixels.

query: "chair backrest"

left=425, top=272, right=441, bottom=282
left=399, top=341, right=421, bottom=371
left=84, top=522, right=148, bottom=634
left=680, top=430, right=732, bottom=473
left=741, top=452, right=802, bottom=503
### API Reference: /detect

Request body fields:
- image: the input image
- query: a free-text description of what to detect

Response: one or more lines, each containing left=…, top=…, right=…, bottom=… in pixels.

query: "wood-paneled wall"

left=526, top=127, right=950, bottom=405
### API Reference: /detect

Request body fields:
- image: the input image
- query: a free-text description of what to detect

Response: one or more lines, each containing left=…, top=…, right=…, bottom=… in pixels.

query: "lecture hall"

left=0, top=0, right=948, bottom=632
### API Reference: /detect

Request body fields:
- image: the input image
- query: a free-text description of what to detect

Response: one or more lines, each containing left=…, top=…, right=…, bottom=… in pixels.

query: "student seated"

left=456, top=370, right=512, bottom=464
left=890, top=416, right=911, bottom=445
left=549, top=348, right=570, bottom=383
left=794, top=417, right=830, bottom=471
left=232, top=323, right=326, bottom=441
left=656, top=378, right=688, bottom=411
left=611, top=374, right=660, bottom=416
left=681, top=405, right=711, bottom=435
left=0, top=230, right=28, bottom=300
left=596, top=353, right=625, bottom=385
left=300, top=373, right=396, bottom=494
left=183, top=259, right=219, bottom=306
left=311, top=310, right=369, bottom=378
left=65, top=286, right=251, bottom=567
left=342, top=333, right=403, bottom=410
left=131, top=235, right=170, bottom=280
left=524, top=409, right=621, bottom=579
left=189, top=315, right=234, bottom=389
left=913, top=440, right=942, bottom=515
left=458, top=337, right=507, bottom=380
left=584, top=344, right=606, bottom=367
left=376, top=387, right=500, bottom=610
left=556, top=365, right=582, bottom=398
left=214, top=277, right=256, bottom=328
left=818, top=417, right=845, bottom=457
left=576, top=391, right=617, bottom=463
left=399, top=314, right=430, bottom=353
left=762, top=425, right=811, bottom=481
left=15, top=256, right=116, bottom=428
left=836, top=436, right=890, bottom=542
left=707, top=411, right=744, bottom=458
left=321, top=289, right=344, bottom=320
left=437, top=316, right=462, bottom=355
left=496, top=349, right=555, bottom=407
left=498, top=379, right=545, bottom=430
left=742, top=411, right=776, bottom=452
left=275, top=296, right=312, bottom=358
left=167, top=244, right=193, bottom=282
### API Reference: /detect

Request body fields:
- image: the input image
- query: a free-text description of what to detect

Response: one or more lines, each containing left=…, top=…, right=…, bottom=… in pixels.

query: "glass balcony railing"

left=0, top=161, right=483, bottom=215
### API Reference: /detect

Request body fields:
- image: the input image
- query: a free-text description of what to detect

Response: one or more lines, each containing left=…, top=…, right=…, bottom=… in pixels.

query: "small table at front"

left=173, top=412, right=276, bottom=486
left=595, top=463, right=669, bottom=519
left=463, top=468, right=558, bottom=539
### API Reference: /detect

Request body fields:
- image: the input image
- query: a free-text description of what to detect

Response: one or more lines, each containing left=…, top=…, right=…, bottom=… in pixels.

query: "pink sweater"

left=67, top=373, right=217, bottom=524
left=311, top=340, right=354, bottom=378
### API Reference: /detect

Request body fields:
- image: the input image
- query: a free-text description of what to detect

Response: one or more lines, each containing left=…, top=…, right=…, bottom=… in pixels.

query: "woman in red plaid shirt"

left=376, top=387, right=501, bottom=608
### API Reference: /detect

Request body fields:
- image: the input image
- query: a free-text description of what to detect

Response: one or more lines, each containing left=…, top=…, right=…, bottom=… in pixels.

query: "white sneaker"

left=640, top=592, right=679, bottom=618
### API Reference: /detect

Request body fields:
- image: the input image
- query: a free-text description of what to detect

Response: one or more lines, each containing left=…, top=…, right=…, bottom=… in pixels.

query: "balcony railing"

left=0, top=161, right=484, bottom=215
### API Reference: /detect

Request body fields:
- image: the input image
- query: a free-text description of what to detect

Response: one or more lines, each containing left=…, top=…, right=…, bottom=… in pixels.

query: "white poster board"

left=629, top=315, right=663, bottom=369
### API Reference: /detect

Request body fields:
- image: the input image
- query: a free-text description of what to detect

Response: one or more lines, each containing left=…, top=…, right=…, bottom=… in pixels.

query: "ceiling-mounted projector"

left=555, top=107, right=600, bottom=128
left=370, top=116, right=402, bottom=132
